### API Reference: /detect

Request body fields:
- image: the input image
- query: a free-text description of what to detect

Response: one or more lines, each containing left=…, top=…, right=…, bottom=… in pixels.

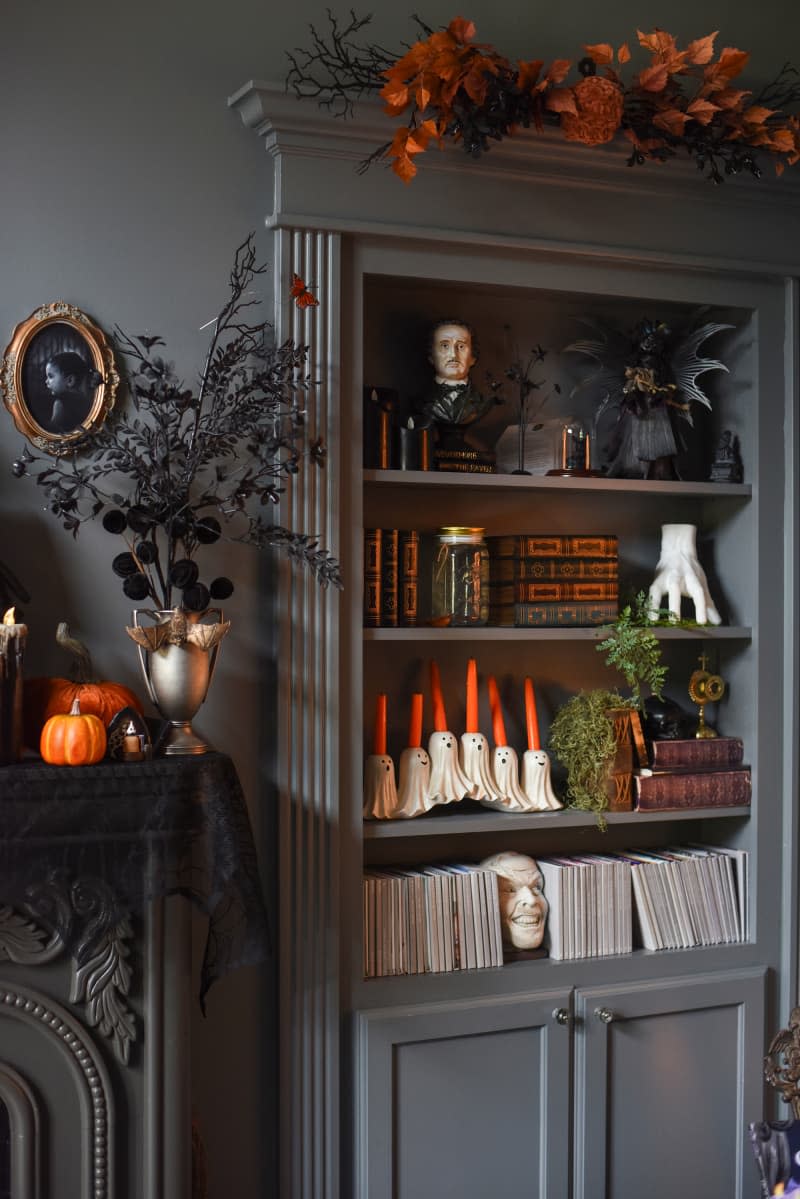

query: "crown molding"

left=229, top=81, right=800, bottom=275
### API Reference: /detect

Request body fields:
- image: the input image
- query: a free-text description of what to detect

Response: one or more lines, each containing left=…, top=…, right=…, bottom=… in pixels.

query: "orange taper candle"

left=465, top=658, right=479, bottom=734
left=524, top=676, right=541, bottom=751
left=430, top=660, right=448, bottom=732
left=408, top=692, right=424, bottom=748
left=373, top=693, right=387, bottom=756
left=487, top=675, right=507, bottom=747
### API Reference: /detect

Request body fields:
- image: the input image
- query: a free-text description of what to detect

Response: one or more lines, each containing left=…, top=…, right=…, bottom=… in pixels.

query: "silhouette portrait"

left=1, top=302, right=119, bottom=454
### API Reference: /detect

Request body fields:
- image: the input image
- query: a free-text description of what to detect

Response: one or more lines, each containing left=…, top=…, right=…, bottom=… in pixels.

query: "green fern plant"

left=595, top=591, right=668, bottom=709
left=549, top=592, right=669, bottom=820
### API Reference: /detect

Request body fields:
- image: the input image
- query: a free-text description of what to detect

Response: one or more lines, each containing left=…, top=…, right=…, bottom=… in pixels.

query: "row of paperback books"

left=540, top=847, right=748, bottom=960
left=362, top=865, right=504, bottom=978
left=486, top=533, right=620, bottom=628
left=363, top=845, right=749, bottom=977
left=627, top=845, right=749, bottom=950
left=364, top=528, right=419, bottom=627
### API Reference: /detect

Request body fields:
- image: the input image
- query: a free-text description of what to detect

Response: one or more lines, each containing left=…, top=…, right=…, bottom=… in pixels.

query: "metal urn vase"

left=126, top=607, right=230, bottom=755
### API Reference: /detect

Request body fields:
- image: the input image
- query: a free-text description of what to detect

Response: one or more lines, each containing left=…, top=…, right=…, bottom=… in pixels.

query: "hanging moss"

left=548, top=689, right=625, bottom=820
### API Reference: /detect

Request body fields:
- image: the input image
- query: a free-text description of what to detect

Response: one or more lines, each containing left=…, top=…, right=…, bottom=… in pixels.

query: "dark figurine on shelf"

left=421, top=318, right=498, bottom=472
left=643, top=695, right=694, bottom=742
left=709, top=429, right=743, bottom=483
left=565, top=311, right=733, bottom=481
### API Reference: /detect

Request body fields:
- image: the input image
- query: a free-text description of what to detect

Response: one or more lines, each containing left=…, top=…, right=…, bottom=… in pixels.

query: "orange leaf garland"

left=298, top=14, right=800, bottom=185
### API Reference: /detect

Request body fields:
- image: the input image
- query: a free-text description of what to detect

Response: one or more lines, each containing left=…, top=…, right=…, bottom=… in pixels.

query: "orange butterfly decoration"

left=290, top=273, right=319, bottom=309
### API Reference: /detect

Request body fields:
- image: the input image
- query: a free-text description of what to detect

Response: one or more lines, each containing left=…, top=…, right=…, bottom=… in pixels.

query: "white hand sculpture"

left=648, top=523, right=722, bottom=626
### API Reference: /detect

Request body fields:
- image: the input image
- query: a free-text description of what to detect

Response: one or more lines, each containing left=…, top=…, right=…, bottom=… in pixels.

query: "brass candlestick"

left=688, top=652, right=726, bottom=739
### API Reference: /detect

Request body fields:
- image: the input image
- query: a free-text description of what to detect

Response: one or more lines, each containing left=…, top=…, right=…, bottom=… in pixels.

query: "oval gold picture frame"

left=0, top=302, right=119, bottom=456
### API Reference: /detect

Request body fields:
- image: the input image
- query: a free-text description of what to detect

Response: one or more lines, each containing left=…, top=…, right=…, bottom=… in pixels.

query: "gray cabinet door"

left=355, top=988, right=572, bottom=1199
left=574, top=966, right=767, bottom=1199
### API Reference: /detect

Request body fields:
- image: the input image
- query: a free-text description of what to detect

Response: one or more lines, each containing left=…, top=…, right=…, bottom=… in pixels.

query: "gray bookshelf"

left=232, top=83, right=799, bottom=1199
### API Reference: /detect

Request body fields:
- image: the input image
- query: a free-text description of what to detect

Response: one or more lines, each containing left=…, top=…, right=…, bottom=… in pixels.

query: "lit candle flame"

left=2, top=608, right=15, bottom=626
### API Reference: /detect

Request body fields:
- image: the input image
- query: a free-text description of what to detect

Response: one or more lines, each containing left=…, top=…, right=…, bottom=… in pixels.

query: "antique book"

left=648, top=736, right=744, bottom=770
left=363, top=527, right=382, bottom=627
left=489, top=556, right=619, bottom=581
left=381, top=528, right=399, bottom=628
left=488, top=579, right=619, bottom=603
left=488, top=600, right=619, bottom=627
left=487, top=534, right=618, bottom=559
left=399, top=529, right=419, bottom=626
left=634, top=768, right=752, bottom=810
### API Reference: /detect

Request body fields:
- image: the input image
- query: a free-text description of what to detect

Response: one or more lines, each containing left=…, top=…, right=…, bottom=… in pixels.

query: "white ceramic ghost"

left=521, top=748, right=563, bottom=811
left=485, top=744, right=530, bottom=811
left=426, top=731, right=476, bottom=806
left=460, top=732, right=504, bottom=804
left=363, top=753, right=399, bottom=819
left=394, top=746, right=433, bottom=817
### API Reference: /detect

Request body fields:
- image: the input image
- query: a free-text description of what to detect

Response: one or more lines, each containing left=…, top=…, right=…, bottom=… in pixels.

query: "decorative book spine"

left=487, top=534, right=618, bottom=559
left=649, top=737, right=744, bottom=770
left=488, top=580, right=619, bottom=603
left=399, top=530, right=419, bottom=627
left=634, top=768, right=751, bottom=810
left=381, top=529, right=399, bottom=628
left=489, top=557, right=619, bottom=582
left=488, top=601, right=619, bottom=627
left=363, top=528, right=382, bottom=627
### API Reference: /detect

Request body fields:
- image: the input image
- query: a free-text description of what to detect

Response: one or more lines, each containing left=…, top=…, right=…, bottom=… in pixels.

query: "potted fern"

left=549, top=593, right=667, bottom=820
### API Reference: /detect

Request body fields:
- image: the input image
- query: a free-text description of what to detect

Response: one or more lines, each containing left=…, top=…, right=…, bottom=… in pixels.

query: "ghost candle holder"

left=460, top=658, right=504, bottom=805
left=521, top=677, right=562, bottom=811
left=483, top=674, right=529, bottom=811
left=363, top=692, right=399, bottom=820
left=426, top=659, right=476, bottom=807
left=394, top=692, right=432, bottom=818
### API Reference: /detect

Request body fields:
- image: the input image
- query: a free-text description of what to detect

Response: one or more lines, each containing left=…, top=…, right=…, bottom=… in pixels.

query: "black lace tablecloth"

left=0, top=752, right=271, bottom=1010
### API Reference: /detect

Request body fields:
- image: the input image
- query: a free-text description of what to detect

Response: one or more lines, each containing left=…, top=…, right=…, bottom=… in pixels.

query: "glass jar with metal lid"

left=431, top=527, right=489, bottom=626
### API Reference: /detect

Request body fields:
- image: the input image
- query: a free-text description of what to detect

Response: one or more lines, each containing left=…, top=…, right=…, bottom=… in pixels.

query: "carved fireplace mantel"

left=0, top=752, right=269, bottom=1199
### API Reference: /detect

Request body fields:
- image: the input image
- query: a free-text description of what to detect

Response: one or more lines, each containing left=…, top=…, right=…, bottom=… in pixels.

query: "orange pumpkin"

left=24, top=623, right=144, bottom=748
left=40, top=698, right=107, bottom=766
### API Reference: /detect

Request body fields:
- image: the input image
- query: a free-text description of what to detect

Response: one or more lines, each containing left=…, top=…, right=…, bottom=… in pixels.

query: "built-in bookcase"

left=232, top=83, right=798, bottom=1199
left=359, top=266, right=758, bottom=971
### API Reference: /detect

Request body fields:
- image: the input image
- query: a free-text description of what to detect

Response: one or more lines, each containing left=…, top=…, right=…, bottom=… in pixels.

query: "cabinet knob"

left=552, top=1007, right=571, bottom=1026
left=594, top=1006, right=615, bottom=1024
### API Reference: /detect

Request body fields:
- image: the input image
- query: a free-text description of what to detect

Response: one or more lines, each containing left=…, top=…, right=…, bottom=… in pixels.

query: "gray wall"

left=2, top=1, right=799, bottom=1194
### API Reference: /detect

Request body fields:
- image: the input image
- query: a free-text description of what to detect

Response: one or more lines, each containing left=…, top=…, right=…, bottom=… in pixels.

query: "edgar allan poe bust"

left=424, top=319, right=494, bottom=431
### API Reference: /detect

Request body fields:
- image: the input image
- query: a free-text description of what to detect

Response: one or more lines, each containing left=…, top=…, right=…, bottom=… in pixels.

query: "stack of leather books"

left=635, top=736, right=751, bottom=810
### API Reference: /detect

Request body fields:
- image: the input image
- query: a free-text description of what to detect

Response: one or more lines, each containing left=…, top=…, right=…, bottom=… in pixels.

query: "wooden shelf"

left=364, top=625, right=752, bottom=642
left=364, top=469, right=752, bottom=498
left=363, top=805, right=751, bottom=838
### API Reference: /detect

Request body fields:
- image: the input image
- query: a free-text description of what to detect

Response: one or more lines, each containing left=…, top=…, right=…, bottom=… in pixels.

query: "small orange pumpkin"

left=24, top=623, right=144, bottom=748
left=40, top=698, right=107, bottom=766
